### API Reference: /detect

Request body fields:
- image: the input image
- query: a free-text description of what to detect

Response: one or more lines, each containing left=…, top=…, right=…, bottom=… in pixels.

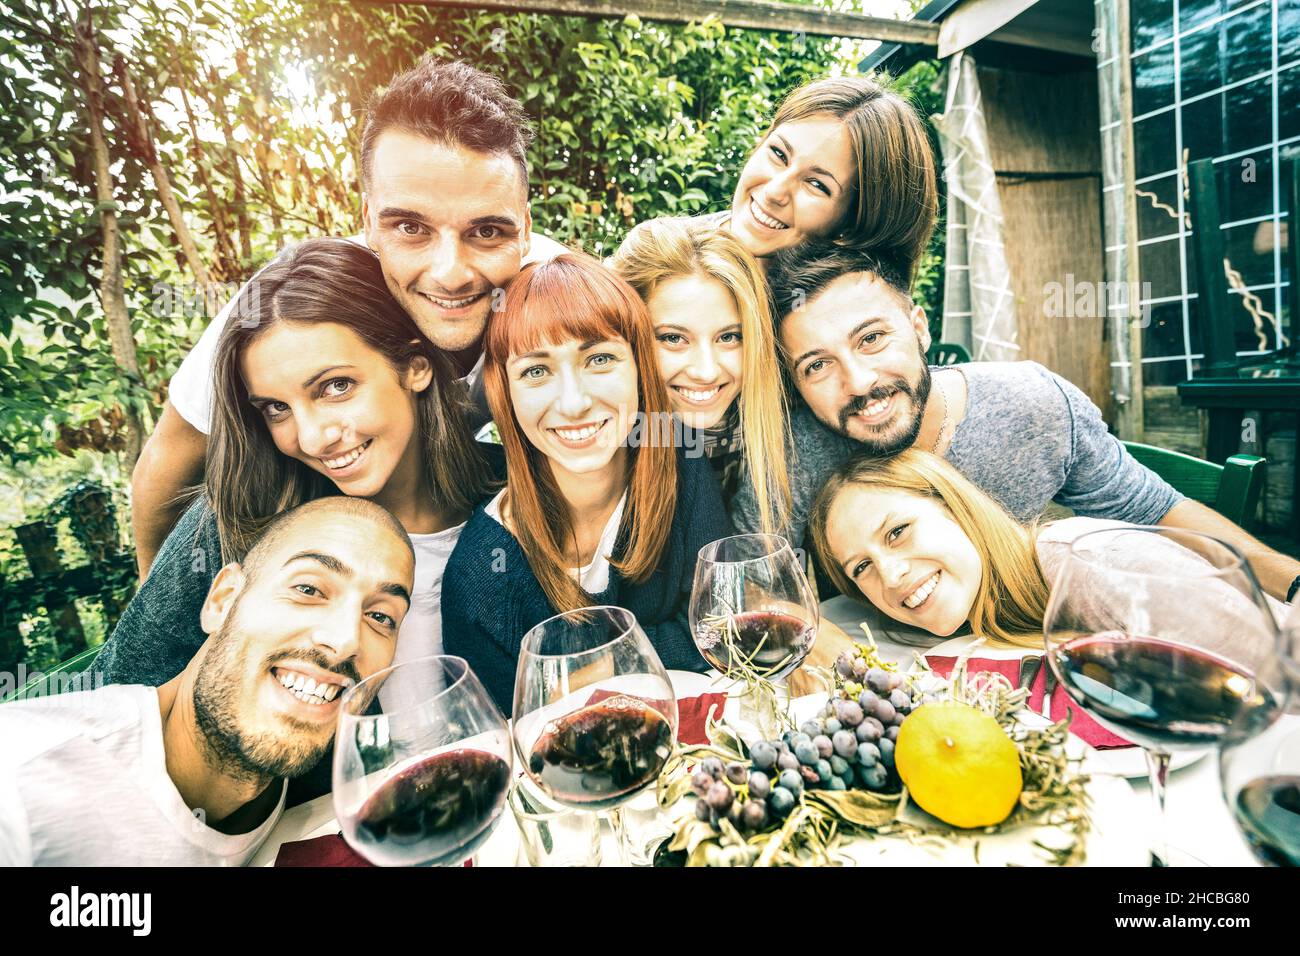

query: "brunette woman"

left=684, top=74, right=938, bottom=280
left=95, top=238, right=493, bottom=687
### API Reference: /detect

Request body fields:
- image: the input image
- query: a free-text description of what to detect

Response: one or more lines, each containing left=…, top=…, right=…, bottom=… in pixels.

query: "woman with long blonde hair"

left=612, top=217, right=790, bottom=532
left=809, top=450, right=1049, bottom=647
left=809, top=450, right=1291, bottom=649
left=441, top=252, right=731, bottom=713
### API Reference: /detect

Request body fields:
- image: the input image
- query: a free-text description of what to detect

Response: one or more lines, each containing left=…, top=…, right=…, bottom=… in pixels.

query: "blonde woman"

left=612, top=217, right=790, bottom=532
left=808, top=450, right=1288, bottom=648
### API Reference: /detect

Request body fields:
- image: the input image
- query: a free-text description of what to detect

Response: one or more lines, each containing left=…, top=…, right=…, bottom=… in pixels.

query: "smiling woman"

left=808, top=449, right=1292, bottom=652
left=692, top=74, right=938, bottom=280
left=808, top=450, right=1050, bottom=646
left=441, top=253, right=733, bottom=713
left=611, top=218, right=791, bottom=533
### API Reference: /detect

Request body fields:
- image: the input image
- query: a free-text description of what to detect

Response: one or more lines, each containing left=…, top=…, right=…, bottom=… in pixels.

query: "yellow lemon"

left=894, top=702, right=1022, bottom=829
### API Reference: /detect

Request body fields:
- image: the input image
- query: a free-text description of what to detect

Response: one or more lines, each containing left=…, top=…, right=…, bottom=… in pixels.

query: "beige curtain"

left=932, top=51, right=1019, bottom=362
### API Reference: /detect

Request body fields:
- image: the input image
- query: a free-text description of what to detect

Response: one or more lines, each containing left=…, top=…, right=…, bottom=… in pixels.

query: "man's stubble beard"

left=192, top=606, right=338, bottom=785
left=835, top=346, right=933, bottom=457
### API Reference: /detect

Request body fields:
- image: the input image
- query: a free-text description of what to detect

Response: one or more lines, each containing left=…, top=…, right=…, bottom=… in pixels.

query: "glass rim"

left=519, top=605, right=640, bottom=660
left=336, top=653, right=472, bottom=720
left=1063, top=524, right=1255, bottom=579
left=696, top=532, right=795, bottom=566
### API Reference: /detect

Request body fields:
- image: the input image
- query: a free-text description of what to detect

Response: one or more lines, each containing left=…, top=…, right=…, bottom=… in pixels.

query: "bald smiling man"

left=0, top=497, right=414, bottom=866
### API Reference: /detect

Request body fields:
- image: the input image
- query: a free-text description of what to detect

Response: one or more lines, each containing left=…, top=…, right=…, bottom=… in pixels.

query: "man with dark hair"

left=0, top=497, right=414, bottom=865
left=130, top=56, right=566, bottom=576
left=734, top=241, right=1300, bottom=603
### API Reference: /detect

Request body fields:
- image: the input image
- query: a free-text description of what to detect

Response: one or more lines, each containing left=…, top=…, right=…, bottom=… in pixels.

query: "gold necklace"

left=930, top=373, right=950, bottom=455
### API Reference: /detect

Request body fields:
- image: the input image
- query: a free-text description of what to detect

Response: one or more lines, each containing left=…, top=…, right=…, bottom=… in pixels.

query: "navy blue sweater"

left=441, top=448, right=732, bottom=715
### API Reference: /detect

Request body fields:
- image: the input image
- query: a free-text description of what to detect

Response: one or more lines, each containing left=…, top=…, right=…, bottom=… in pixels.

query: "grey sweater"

left=88, top=498, right=220, bottom=687
left=732, top=361, right=1185, bottom=549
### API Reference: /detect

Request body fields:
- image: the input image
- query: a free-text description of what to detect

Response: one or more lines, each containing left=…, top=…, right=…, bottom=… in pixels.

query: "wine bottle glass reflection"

left=512, top=606, right=677, bottom=864
left=689, top=534, right=818, bottom=734
left=1042, top=526, right=1282, bottom=867
left=332, top=655, right=512, bottom=867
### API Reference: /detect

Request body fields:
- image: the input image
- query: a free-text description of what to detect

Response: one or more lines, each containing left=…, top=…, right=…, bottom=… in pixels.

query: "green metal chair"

left=2, top=644, right=102, bottom=704
left=928, top=342, right=971, bottom=366
left=1122, top=441, right=1266, bottom=531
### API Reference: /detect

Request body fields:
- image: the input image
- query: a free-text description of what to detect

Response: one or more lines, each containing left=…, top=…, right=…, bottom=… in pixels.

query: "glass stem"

left=1144, top=748, right=1172, bottom=867
left=605, top=808, right=631, bottom=866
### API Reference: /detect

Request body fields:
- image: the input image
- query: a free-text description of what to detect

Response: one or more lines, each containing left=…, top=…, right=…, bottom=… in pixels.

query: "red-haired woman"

left=441, top=253, right=731, bottom=714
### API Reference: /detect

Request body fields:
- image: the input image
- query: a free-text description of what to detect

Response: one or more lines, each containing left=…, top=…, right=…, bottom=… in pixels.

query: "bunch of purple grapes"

left=690, top=756, right=771, bottom=832
left=689, top=656, right=916, bottom=835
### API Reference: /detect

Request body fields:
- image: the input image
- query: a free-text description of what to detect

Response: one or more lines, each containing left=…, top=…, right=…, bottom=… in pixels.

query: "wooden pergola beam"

left=370, top=0, right=940, bottom=45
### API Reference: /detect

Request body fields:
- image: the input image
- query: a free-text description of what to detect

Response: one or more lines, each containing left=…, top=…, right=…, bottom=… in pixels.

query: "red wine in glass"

left=1054, top=633, right=1277, bottom=751
left=354, top=749, right=511, bottom=867
left=1233, top=776, right=1300, bottom=867
left=527, top=695, right=673, bottom=812
left=696, top=610, right=815, bottom=680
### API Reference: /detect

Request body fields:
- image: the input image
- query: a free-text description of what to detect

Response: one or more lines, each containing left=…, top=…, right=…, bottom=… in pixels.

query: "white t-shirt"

left=485, top=489, right=627, bottom=594
left=168, top=231, right=569, bottom=434
left=0, top=684, right=286, bottom=866
left=377, top=521, right=465, bottom=714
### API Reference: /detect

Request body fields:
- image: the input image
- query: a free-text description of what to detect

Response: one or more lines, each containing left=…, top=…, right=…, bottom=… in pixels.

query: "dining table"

left=252, top=594, right=1273, bottom=867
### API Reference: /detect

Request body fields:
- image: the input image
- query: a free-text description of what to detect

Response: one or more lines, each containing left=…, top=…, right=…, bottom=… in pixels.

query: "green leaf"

left=804, top=789, right=901, bottom=828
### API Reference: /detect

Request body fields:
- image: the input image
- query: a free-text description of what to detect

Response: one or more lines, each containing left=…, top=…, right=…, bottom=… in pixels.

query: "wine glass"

left=333, top=655, right=512, bottom=867
left=1042, top=525, right=1281, bottom=867
left=1220, top=611, right=1299, bottom=866
left=512, top=606, right=678, bottom=865
left=689, top=533, right=819, bottom=735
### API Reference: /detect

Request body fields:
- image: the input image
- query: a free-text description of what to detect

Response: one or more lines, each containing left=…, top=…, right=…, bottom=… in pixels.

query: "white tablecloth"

left=819, top=595, right=1261, bottom=867
left=252, top=595, right=1268, bottom=867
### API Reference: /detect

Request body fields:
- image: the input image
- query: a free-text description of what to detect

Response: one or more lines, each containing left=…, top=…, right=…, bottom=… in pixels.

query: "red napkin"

left=273, top=833, right=474, bottom=867
left=583, top=689, right=727, bottom=746
left=924, top=655, right=1133, bottom=750
left=1028, top=664, right=1132, bottom=750
left=274, top=834, right=374, bottom=868
left=675, top=693, right=728, bottom=745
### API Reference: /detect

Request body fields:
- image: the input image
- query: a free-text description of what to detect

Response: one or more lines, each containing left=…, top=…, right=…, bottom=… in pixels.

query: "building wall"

left=1115, top=0, right=1296, bottom=530
left=1127, top=0, right=1296, bottom=383
left=976, top=64, right=1112, bottom=415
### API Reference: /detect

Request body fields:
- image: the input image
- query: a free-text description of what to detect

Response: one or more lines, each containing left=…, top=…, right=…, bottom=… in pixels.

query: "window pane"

left=1135, top=111, right=1178, bottom=179
left=1133, top=42, right=1176, bottom=114
left=1281, top=0, right=1300, bottom=64
left=1135, top=173, right=1185, bottom=240
left=1219, top=150, right=1275, bottom=223
left=1144, top=359, right=1190, bottom=385
left=1131, top=0, right=1175, bottom=52
left=1181, top=4, right=1273, bottom=101
left=1140, top=235, right=1185, bottom=299
left=1180, top=0, right=1257, bottom=35
left=1142, top=300, right=1189, bottom=357
left=1279, top=67, right=1300, bottom=141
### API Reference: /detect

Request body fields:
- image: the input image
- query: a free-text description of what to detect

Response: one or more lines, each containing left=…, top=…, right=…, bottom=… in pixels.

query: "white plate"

left=776, top=696, right=1148, bottom=866
left=667, top=669, right=726, bottom=702
left=922, top=636, right=1208, bottom=778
